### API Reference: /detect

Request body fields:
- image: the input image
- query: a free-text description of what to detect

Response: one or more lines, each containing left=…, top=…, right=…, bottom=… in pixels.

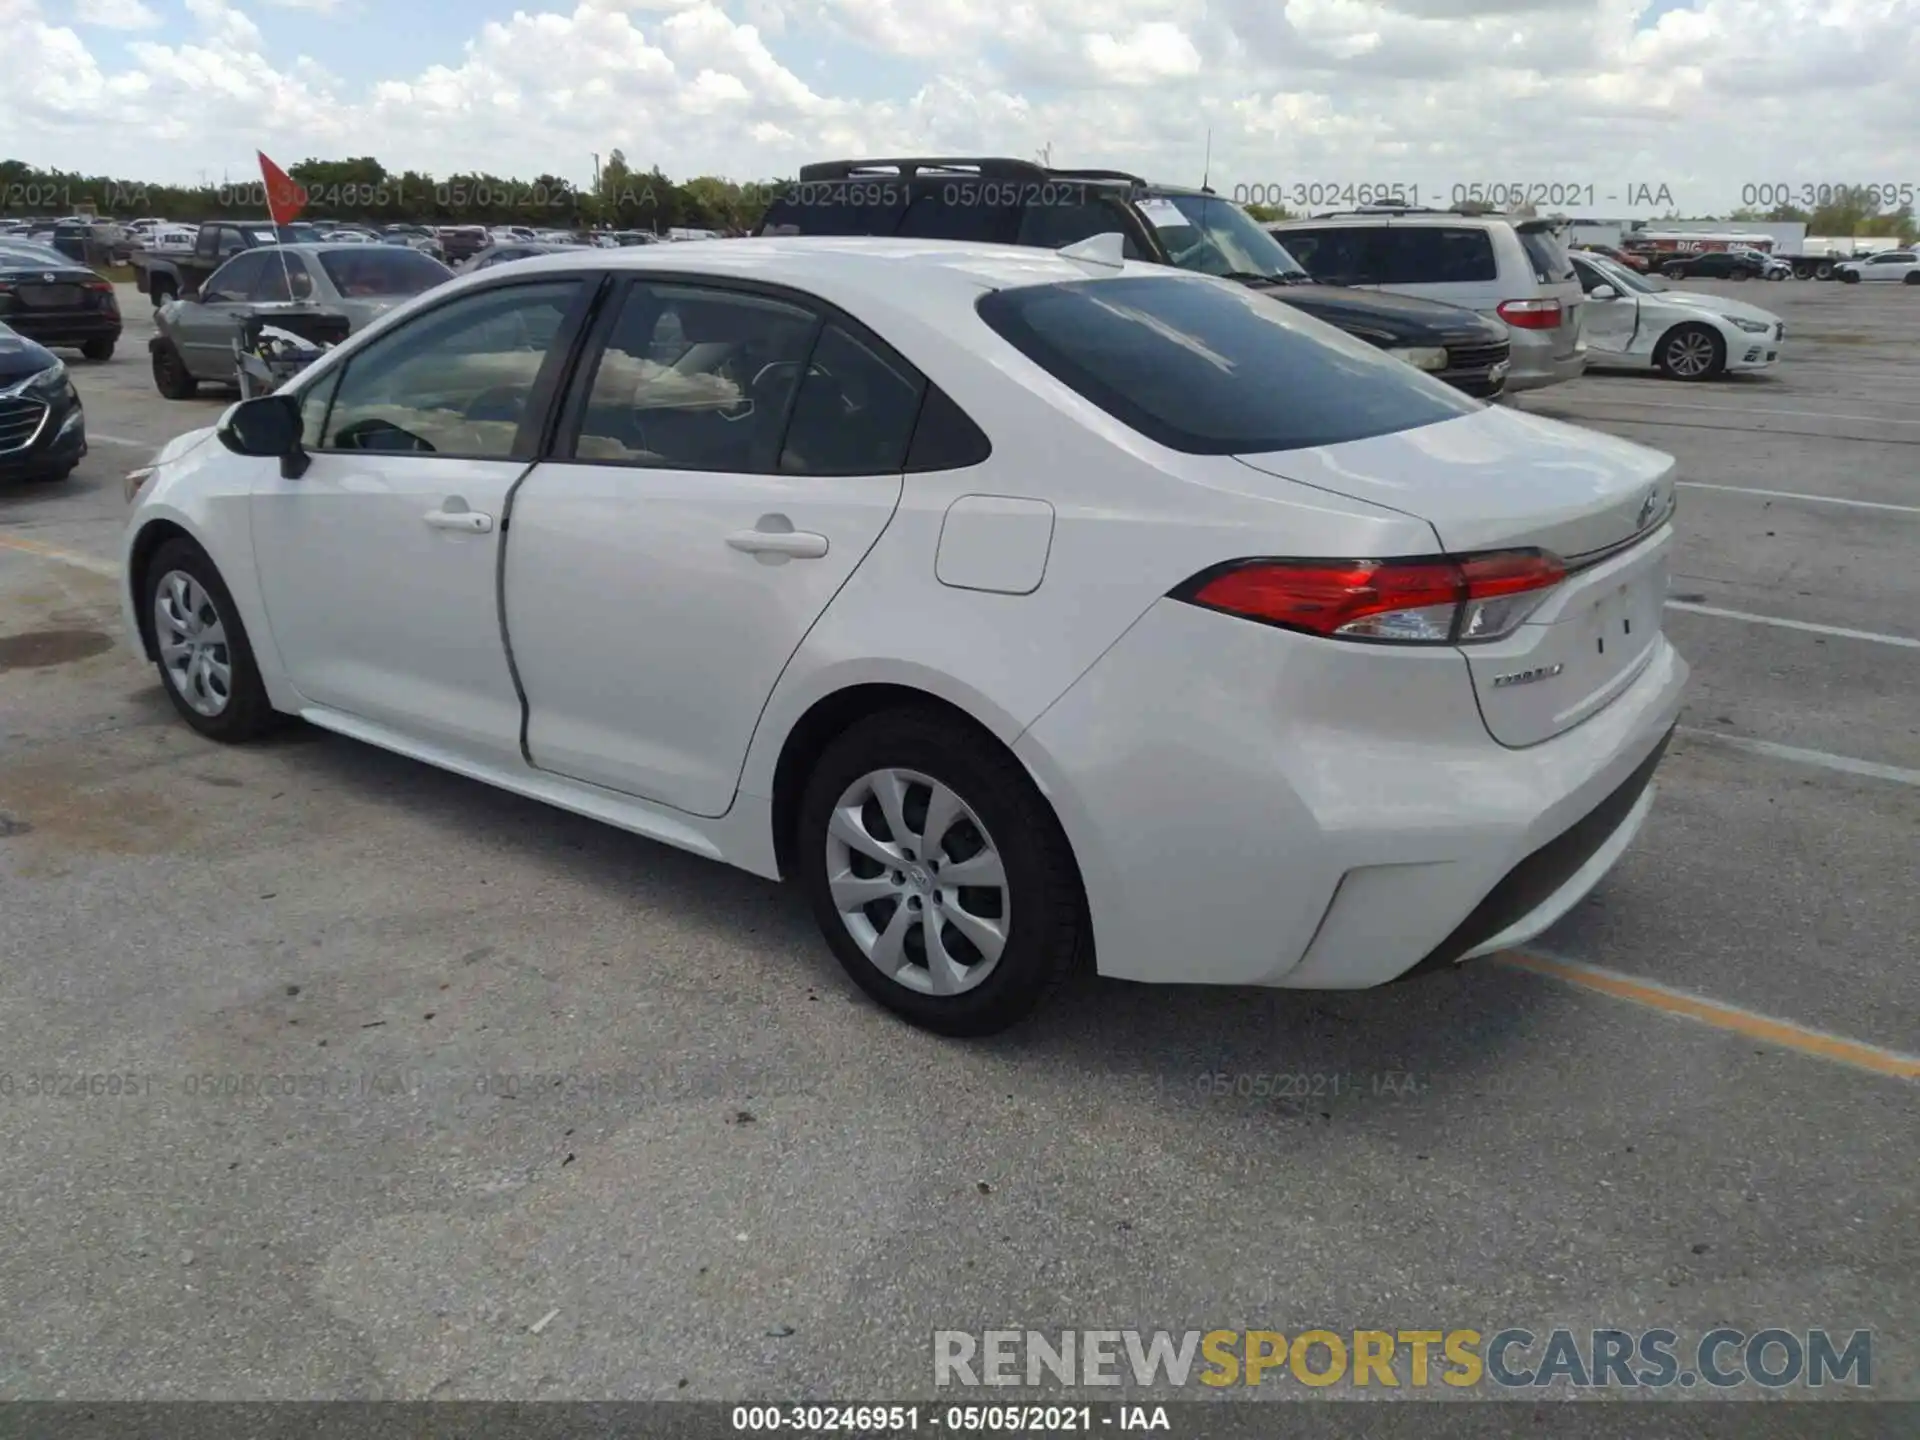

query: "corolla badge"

left=1637, top=485, right=1659, bottom=529
left=1491, top=663, right=1565, bottom=689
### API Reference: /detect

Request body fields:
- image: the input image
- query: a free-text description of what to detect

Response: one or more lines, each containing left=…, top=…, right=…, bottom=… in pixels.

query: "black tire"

left=1655, top=323, right=1725, bottom=381
left=152, top=341, right=198, bottom=399
left=1905, top=273, right=1920, bottom=286
left=142, top=538, right=279, bottom=742
left=80, top=337, right=116, bottom=361
left=1841, top=271, right=1860, bottom=284
left=797, top=706, right=1085, bottom=1037
left=1815, top=262, right=1834, bottom=280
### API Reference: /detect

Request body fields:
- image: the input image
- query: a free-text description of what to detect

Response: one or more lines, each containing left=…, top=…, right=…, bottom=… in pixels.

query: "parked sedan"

left=119, top=238, right=1685, bottom=1035
left=150, top=243, right=453, bottom=399
left=1657, top=250, right=1770, bottom=281
left=0, top=245, right=122, bottom=359
left=1834, top=249, right=1920, bottom=284
left=458, top=241, right=589, bottom=272
left=0, top=322, right=87, bottom=483
left=1572, top=252, right=1782, bottom=380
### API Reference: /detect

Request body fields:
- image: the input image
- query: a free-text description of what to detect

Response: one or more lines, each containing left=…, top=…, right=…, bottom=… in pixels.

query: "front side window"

left=1014, top=195, right=1150, bottom=258
left=316, top=279, right=582, bottom=458
left=1275, top=227, right=1376, bottom=285
left=571, top=282, right=820, bottom=472
left=203, top=251, right=268, bottom=303
left=977, top=274, right=1478, bottom=456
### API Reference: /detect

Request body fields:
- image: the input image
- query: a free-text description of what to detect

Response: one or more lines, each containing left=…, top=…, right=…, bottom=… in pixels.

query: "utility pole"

left=592, top=153, right=602, bottom=193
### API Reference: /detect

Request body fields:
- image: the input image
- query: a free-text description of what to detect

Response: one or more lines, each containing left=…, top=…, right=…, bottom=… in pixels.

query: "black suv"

left=756, top=158, right=1513, bottom=398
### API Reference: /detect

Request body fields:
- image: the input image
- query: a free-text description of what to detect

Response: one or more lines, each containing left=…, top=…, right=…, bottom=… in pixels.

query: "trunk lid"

left=1234, top=406, right=1677, bottom=746
left=1233, top=404, right=1675, bottom=560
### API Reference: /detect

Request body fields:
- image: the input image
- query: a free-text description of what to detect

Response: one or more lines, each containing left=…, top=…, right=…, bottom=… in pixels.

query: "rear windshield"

left=318, top=247, right=453, bottom=297
left=976, top=274, right=1478, bottom=455
left=1519, top=228, right=1575, bottom=282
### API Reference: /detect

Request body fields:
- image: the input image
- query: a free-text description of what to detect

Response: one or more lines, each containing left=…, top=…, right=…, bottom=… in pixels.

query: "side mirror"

left=218, top=393, right=309, bottom=477
left=1588, top=284, right=1619, bottom=301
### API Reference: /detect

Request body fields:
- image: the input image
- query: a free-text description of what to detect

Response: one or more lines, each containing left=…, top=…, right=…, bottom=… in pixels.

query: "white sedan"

left=1834, top=249, right=1920, bottom=284
left=1572, top=251, right=1784, bottom=380
left=118, top=237, right=1687, bottom=1035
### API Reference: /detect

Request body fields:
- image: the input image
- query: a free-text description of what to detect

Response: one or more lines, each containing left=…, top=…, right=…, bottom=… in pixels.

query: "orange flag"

left=258, top=151, right=307, bottom=225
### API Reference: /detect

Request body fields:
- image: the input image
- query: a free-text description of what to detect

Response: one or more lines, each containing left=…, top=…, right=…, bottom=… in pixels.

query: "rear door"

left=503, top=277, right=917, bottom=815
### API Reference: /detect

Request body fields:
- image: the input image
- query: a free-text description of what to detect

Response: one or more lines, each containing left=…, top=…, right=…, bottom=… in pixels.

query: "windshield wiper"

left=1217, top=269, right=1313, bottom=286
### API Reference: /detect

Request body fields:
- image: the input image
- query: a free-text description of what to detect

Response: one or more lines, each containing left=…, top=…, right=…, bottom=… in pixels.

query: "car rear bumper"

left=2, top=313, right=122, bottom=347
left=1503, top=331, right=1588, bottom=391
left=1014, top=597, right=1688, bottom=990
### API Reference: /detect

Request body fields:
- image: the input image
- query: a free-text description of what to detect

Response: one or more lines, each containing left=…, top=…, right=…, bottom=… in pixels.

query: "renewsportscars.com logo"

left=933, top=1328, right=1872, bottom=1391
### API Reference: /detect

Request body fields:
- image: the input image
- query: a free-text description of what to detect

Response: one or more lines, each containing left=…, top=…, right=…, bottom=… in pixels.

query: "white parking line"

left=1664, top=601, right=1920, bottom=650
left=89, top=434, right=151, bottom=449
left=1677, top=727, right=1920, bottom=788
left=1678, top=481, right=1920, bottom=515
left=1549, top=397, right=1920, bottom=427
left=0, top=534, right=119, bottom=577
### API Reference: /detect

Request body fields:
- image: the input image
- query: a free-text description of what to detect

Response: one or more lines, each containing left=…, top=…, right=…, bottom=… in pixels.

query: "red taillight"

left=1176, top=551, right=1566, bottom=645
left=1497, top=298, right=1563, bottom=329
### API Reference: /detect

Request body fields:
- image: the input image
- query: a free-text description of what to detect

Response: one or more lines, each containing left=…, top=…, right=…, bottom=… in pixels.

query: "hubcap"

left=1668, top=333, right=1715, bottom=377
left=154, top=570, right=232, bottom=717
left=824, top=767, right=1010, bottom=997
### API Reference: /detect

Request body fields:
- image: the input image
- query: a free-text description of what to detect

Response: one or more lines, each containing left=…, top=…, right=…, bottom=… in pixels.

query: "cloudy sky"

left=5, top=0, right=1916, bottom=215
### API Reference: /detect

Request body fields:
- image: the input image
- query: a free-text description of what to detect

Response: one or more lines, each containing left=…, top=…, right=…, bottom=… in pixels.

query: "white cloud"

left=1, top=0, right=1916, bottom=217
left=75, top=0, right=163, bottom=28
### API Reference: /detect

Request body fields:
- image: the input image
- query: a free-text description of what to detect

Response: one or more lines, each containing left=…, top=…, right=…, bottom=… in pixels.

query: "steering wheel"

left=333, top=417, right=435, bottom=453
left=743, top=359, right=829, bottom=420
left=463, top=384, right=527, bottom=424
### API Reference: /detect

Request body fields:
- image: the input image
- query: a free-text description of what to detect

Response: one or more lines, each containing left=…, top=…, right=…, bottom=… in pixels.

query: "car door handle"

left=727, top=528, right=828, bottom=559
left=424, top=509, right=493, bottom=533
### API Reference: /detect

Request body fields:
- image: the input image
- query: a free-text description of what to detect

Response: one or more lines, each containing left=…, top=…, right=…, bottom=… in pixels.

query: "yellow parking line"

left=0, top=534, right=119, bottom=577
left=1501, top=950, right=1920, bottom=1082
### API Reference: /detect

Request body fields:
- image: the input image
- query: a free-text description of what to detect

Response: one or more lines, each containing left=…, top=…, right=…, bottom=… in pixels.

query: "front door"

left=505, top=279, right=920, bottom=816
left=1574, top=261, right=1639, bottom=358
left=175, top=250, right=270, bottom=378
left=250, top=276, right=594, bottom=765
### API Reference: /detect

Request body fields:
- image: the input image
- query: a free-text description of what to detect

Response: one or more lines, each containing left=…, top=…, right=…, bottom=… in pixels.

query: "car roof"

left=454, top=234, right=1184, bottom=296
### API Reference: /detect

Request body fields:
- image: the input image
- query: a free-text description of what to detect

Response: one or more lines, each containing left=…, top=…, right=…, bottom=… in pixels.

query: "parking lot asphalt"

left=1, top=278, right=1915, bottom=1410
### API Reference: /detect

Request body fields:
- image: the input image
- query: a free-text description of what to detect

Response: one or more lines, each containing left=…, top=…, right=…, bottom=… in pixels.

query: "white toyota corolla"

left=121, top=236, right=1687, bottom=1035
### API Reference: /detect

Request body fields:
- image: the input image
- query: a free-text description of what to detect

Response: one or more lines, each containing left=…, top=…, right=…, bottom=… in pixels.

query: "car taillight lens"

left=1497, top=298, right=1563, bottom=329
left=1173, top=550, right=1567, bottom=645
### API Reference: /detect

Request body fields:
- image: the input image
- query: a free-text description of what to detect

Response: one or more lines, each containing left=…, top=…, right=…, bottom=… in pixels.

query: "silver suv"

left=1267, top=208, right=1588, bottom=392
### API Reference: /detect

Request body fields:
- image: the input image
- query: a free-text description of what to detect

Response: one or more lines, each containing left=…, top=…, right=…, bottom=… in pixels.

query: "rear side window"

left=976, top=275, right=1478, bottom=455
left=1518, top=228, right=1576, bottom=283
left=896, top=193, right=1019, bottom=243
left=758, top=184, right=909, bottom=238
left=779, top=324, right=926, bottom=476
left=1374, top=227, right=1497, bottom=284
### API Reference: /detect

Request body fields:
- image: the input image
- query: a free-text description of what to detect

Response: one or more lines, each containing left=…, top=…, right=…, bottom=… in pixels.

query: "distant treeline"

left=1, top=151, right=787, bottom=233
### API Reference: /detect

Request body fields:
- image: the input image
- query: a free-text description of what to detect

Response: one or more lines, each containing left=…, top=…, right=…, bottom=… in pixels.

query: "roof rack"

left=798, top=157, right=1055, bottom=183
left=796, top=157, right=1157, bottom=189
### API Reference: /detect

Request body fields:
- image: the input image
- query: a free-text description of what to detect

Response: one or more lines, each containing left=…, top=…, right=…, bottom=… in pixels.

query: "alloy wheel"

left=154, top=569, right=232, bottom=717
left=824, top=767, right=1010, bottom=997
left=1665, top=331, right=1717, bottom=378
